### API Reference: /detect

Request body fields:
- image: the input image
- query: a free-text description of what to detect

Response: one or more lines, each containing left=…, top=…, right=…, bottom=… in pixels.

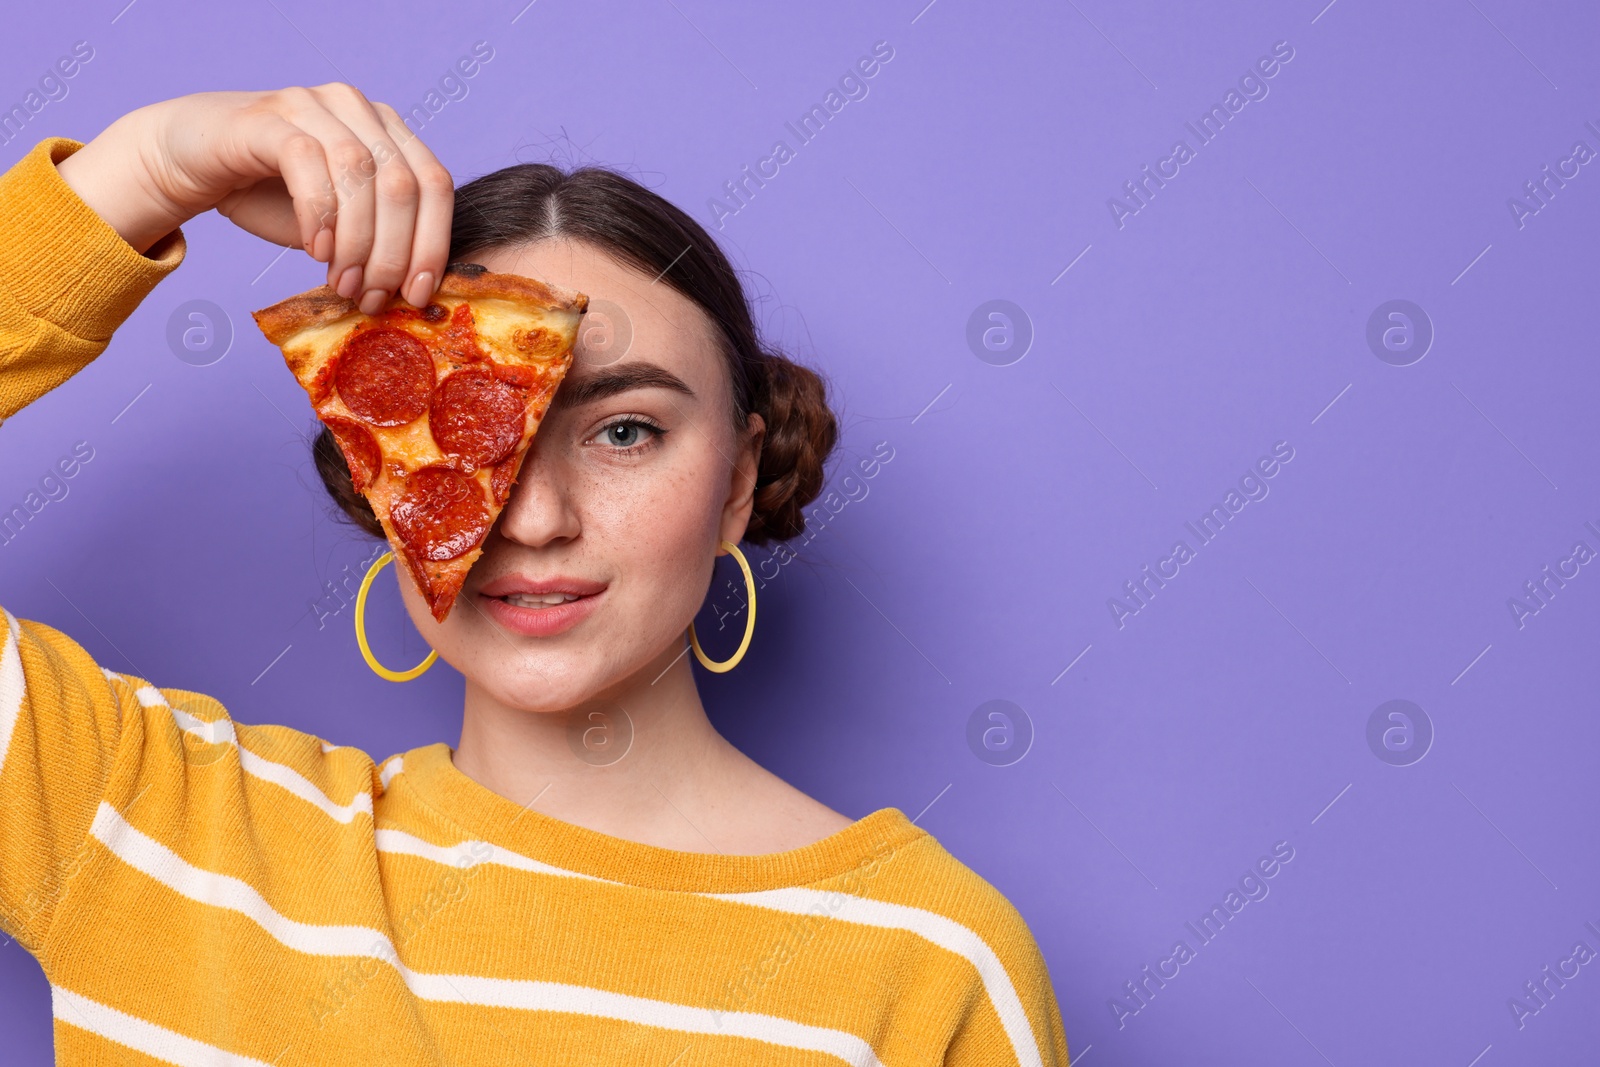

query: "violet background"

left=2, top=1, right=1598, bottom=1063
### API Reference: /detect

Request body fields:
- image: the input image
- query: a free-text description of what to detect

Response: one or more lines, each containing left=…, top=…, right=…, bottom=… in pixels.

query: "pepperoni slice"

left=490, top=454, right=522, bottom=505
left=389, top=466, right=490, bottom=562
left=335, top=328, right=435, bottom=426
left=323, top=416, right=381, bottom=493
left=429, top=367, right=529, bottom=470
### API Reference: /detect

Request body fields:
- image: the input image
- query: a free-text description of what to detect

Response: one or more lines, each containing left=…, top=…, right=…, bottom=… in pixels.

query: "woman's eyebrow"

left=552, top=361, right=697, bottom=408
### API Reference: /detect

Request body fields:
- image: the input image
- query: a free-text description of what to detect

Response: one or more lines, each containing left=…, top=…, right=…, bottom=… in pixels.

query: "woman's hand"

left=56, top=84, right=453, bottom=314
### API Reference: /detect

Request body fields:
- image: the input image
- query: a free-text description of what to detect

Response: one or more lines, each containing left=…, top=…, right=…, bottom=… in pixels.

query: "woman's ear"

left=721, top=411, right=765, bottom=542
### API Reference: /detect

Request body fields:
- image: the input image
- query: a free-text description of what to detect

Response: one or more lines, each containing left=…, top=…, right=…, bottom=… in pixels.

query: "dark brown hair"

left=312, top=164, right=838, bottom=545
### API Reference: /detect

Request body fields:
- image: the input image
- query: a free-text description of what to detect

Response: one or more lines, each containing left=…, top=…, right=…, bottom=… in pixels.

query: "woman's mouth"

left=500, top=592, right=585, bottom=608
left=478, top=588, right=604, bottom=637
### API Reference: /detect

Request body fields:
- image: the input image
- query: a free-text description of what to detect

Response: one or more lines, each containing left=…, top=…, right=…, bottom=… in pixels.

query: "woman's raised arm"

left=0, top=83, right=448, bottom=957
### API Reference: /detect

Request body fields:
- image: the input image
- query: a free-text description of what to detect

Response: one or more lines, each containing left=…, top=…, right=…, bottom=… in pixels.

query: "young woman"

left=0, top=84, right=1069, bottom=1065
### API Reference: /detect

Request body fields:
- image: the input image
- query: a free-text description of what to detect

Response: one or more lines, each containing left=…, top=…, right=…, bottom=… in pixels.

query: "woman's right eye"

left=588, top=416, right=666, bottom=455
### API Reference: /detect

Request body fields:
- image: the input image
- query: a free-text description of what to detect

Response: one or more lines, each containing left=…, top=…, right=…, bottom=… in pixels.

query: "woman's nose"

left=493, top=446, right=582, bottom=547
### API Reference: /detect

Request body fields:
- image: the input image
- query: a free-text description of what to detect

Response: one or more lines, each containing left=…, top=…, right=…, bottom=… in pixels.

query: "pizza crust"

left=435, top=264, right=589, bottom=312
left=251, top=287, right=360, bottom=346
left=252, top=263, right=588, bottom=345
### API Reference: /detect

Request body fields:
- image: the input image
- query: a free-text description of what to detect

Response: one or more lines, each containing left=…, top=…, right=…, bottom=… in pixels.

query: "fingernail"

left=406, top=271, right=434, bottom=307
left=310, top=227, right=335, bottom=263
left=358, top=289, right=389, bottom=316
left=335, top=265, right=363, bottom=299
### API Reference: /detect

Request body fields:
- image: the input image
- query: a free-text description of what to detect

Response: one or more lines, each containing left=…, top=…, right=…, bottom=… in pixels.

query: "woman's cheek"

left=591, top=442, right=719, bottom=536
left=615, top=457, right=725, bottom=614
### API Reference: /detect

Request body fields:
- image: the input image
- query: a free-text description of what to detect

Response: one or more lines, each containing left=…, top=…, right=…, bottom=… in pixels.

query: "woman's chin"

left=451, top=605, right=692, bottom=715
left=464, top=657, right=620, bottom=718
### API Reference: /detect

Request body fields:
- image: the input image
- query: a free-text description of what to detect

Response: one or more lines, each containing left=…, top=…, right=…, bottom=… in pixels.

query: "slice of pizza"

left=252, top=263, right=588, bottom=622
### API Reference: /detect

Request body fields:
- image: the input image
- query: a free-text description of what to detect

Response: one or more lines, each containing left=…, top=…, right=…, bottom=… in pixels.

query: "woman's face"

left=394, top=238, right=763, bottom=712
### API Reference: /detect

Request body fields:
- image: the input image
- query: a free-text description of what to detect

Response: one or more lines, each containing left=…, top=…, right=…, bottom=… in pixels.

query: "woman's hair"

left=312, top=164, right=838, bottom=545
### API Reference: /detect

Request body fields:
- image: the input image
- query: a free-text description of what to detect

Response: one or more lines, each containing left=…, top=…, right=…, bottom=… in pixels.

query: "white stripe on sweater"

left=0, top=610, right=26, bottom=783
left=52, top=984, right=277, bottom=1067
left=402, top=971, right=885, bottom=1066
left=116, top=680, right=372, bottom=823
left=375, top=829, right=1043, bottom=1067
left=88, top=802, right=886, bottom=1066
left=376, top=828, right=603, bottom=881
left=235, top=745, right=372, bottom=823
left=90, top=802, right=392, bottom=959
left=712, top=888, right=1042, bottom=1067
left=379, top=755, right=404, bottom=789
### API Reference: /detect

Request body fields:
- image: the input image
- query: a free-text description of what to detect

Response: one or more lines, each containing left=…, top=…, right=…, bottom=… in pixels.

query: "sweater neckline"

left=396, top=742, right=925, bottom=894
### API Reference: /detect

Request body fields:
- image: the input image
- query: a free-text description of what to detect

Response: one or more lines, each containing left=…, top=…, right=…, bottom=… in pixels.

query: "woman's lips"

left=478, top=589, right=604, bottom=637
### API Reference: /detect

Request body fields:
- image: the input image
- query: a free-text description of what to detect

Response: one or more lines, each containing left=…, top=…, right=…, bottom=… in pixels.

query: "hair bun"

left=745, top=352, right=838, bottom=545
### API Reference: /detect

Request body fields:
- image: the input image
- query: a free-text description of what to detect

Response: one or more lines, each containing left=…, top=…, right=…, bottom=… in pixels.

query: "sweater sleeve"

left=0, top=136, right=185, bottom=420
left=0, top=136, right=186, bottom=952
left=944, top=900, right=1073, bottom=1066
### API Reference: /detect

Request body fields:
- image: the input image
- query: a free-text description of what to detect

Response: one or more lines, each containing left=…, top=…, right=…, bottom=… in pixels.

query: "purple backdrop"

left=2, top=1, right=1598, bottom=1063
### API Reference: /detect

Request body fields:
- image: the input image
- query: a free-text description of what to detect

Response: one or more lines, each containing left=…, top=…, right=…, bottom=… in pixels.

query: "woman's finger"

left=279, top=89, right=383, bottom=302
left=313, top=84, right=422, bottom=314
left=371, top=101, right=454, bottom=308
left=233, top=110, right=338, bottom=257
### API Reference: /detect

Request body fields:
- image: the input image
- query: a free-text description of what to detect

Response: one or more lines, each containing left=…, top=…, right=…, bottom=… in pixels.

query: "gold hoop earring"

left=355, top=551, right=438, bottom=683
left=689, top=540, right=755, bottom=673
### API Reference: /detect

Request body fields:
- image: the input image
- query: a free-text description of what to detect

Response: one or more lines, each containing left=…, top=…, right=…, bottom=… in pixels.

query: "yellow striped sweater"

left=0, top=136, right=1071, bottom=1066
